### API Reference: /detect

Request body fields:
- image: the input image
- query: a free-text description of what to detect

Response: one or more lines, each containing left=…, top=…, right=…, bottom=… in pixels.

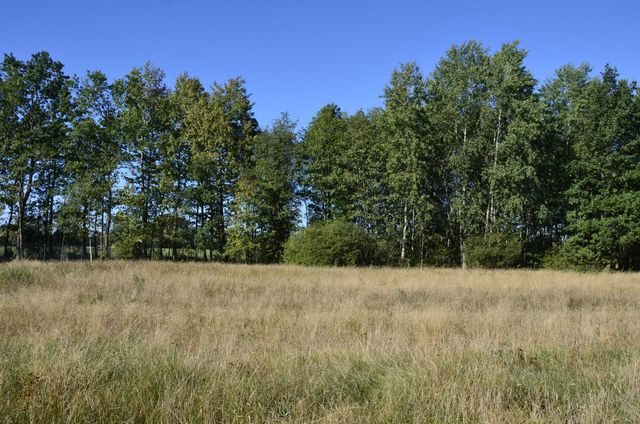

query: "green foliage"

left=299, top=104, right=350, bottom=221
left=2, top=44, right=640, bottom=270
left=541, top=245, right=596, bottom=272
left=0, top=51, right=73, bottom=259
left=227, top=114, right=299, bottom=263
left=112, top=237, right=146, bottom=260
left=112, top=62, right=171, bottom=260
left=184, top=77, right=259, bottom=258
left=556, top=67, right=640, bottom=270
left=283, top=220, right=381, bottom=266
left=382, top=62, right=438, bottom=265
left=465, top=233, right=522, bottom=269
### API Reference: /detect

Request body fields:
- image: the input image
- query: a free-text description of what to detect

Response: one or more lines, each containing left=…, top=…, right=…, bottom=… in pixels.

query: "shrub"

left=113, top=237, right=146, bottom=260
left=542, top=244, right=603, bottom=272
left=283, top=220, right=380, bottom=266
left=465, top=233, right=522, bottom=269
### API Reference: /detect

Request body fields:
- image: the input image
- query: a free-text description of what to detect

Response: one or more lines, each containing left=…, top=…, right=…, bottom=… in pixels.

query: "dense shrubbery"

left=542, top=244, right=610, bottom=272
left=465, top=233, right=522, bottom=269
left=113, top=237, right=146, bottom=260
left=283, top=220, right=383, bottom=266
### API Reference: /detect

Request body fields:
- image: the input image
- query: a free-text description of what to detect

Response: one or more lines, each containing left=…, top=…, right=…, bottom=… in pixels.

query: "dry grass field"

left=1, top=261, right=639, bottom=423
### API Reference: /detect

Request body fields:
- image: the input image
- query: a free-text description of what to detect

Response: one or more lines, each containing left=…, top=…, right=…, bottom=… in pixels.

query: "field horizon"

left=1, top=261, right=639, bottom=422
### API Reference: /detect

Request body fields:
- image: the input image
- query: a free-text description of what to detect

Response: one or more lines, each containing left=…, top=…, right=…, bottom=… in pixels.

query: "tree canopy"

left=1, top=42, right=639, bottom=269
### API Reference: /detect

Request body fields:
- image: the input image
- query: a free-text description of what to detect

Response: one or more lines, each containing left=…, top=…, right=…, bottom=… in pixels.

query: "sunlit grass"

left=1, top=261, right=639, bottom=422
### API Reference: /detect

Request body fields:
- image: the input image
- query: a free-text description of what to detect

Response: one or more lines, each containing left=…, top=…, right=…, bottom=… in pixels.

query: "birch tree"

left=63, top=71, right=120, bottom=259
left=113, top=62, right=170, bottom=259
left=0, top=52, right=71, bottom=259
left=427, top=42, right=490, bottom=267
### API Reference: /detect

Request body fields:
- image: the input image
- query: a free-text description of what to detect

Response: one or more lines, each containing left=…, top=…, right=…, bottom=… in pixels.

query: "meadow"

left=1, top=261, right=639, bottom=423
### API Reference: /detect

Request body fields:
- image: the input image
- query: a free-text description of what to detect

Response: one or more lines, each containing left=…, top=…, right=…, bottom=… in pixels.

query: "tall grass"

left=1, top=261, right=639, bottom=422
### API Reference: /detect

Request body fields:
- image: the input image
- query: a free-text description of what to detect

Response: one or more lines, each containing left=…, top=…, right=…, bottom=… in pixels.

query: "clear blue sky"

left=2, top=0, right=638, bottom=128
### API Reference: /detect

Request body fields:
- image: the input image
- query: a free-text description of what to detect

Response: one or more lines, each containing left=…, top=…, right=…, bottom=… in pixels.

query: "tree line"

left=1, top=41, right=639, bottom=269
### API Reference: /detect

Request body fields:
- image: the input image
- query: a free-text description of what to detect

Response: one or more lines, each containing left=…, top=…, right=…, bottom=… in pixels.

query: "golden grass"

left=1, top=261, right=639, bottom=422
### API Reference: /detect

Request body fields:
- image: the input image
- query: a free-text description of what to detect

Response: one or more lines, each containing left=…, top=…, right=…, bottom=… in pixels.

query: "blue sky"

left=2, top=0, right=638, bottom=128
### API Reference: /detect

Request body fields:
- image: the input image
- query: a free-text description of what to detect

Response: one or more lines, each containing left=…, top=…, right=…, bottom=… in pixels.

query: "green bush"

left=541, top=246, right=570, bottom=270
left=541, top=244, right=602, bottom=272
left=113, top=237, right=146, bottom=260
left=465, top=233, right=522, bottom=269
left=283, top=220, right=381, bottom=266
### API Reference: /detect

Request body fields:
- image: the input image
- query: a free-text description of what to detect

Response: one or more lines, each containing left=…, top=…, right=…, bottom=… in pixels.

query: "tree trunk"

left=400, top=203, right=408, bottom=264
left=3, top=203, right=14, bottom=259
left=16, top=171, right=33, bottom=261
left=60, top=232, right=65, bottom=261
left=459, top=222, right=466, bottom=269
left=42, top=196, right=49, bottom=260
left=218, top=192, right=226, bottom=254
left=198, top=203, right=206, bottom=260
left=44, top=169, right=57, bottom=260
left=105, top=189, right=112, bottom=259
left=100, top=206, right=105, bottom=259
left=93, top=212, right=99, bottom=260
left=81, top=205, right=88, bottom=260
left=460, top=125, right=468, bottom=269
left=485, top=109, right=502, bottom=234
left=411, top=207, right=416, bottom=258
left=158, top=225, right=164, bottom=260
left=88, top=230, right=93, bottom=262
left=419, top=222, right=425, bottom=267
left=172, top=206, right=178, bottom=261
left=140, top=150, right=149, bottom=259
left=17, top=199, right=24, bottom=260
